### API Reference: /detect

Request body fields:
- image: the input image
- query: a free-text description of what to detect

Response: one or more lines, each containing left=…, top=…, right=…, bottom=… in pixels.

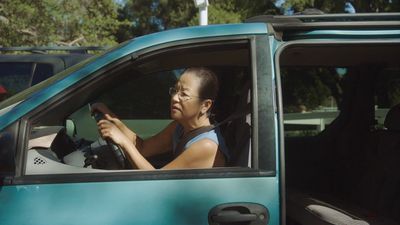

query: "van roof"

left=246, top=13, right=400, bottom=31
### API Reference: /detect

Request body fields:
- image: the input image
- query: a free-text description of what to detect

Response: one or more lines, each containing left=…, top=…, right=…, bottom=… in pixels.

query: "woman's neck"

left=181, top=116, right=211, bottom=134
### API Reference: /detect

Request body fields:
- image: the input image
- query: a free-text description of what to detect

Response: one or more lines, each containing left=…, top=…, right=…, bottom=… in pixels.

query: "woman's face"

left=170, top=71, right=205, bottom=122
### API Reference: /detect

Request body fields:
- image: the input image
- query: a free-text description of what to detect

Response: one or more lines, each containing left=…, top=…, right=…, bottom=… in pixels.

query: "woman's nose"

left=171, top=92, right=180, bottom=102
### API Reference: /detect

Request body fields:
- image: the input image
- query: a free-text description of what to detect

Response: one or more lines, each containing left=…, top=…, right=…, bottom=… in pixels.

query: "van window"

left=0, top=62, right=33, bottom=96
left=281, top=67, right=343, bottom=137
left=0, top=62, right=54, bottom=100
left=25, top=40, right=258, bottom=175
left=98, top=70, right=179, bottom=120
left=31, top=63, right=54, bottom=85
left=374, top=67, right=400, bottom=129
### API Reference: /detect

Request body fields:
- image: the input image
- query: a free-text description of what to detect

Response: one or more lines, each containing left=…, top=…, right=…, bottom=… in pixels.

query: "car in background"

left=0, top=47, right=105, bottom=101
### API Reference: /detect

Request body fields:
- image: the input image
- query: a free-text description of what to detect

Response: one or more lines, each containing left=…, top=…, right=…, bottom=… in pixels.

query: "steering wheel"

left=92, top=110, right=127, bottom=169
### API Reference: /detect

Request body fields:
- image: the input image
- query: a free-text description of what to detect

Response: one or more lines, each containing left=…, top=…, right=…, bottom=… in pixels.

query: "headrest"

left=384, top=103, right=400, bottom=131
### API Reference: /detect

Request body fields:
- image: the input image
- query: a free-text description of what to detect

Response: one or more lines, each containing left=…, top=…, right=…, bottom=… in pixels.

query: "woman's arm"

left=162, top=139, right=218, bottom=169
left=97, top=119, right=219, bottom=170
left=103, top=115, right=177, bottom=157
left=103, top=114, right=142, bottom=148
left=92, top=103, right=176, bottom=156
left=138, top=121, right=177, bottom=157
left=121, top=138, right=218, bottom=170
left=91, top=103, right=138, bottom=144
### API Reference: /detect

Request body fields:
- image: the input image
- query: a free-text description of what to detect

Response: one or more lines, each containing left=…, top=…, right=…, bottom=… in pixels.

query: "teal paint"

left=269, top=36, right=283, bottom=174
left=286, top=29, right=400, bottom=40
left=0, top=23, right=278, bottom=225
left=0, top=177, right=280, bottom=225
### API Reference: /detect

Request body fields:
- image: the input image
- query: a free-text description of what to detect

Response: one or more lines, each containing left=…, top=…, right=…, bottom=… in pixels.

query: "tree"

left=116, top=0, right=280, bottom=41
left=116, top=0, right=195, bottom=41
left=0, top=0, right=127, bottom=46
left=283, top=0, right=400, bottom=14
left=281, top=67, right=333, bottom=113
left=188, top=1, right=242, bottom=26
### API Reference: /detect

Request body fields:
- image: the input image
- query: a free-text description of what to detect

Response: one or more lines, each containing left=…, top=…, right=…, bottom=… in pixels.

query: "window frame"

left=13, top=35, right=276, bottom=185
left=275, top=39, right=400, bottom=147
left=275, top=39, right=400, bottom=225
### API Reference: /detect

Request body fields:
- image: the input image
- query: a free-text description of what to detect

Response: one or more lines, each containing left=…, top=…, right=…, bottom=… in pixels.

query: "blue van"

left=1, top=13, right=400, bottom=225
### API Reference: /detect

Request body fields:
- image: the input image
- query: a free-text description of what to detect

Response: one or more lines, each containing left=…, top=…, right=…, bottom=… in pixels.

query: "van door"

left=0, top=29, right=280, bottom=225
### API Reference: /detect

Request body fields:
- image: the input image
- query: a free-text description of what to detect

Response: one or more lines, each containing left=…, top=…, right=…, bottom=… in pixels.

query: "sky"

left=114, top=0, right=125, bottom=6
left=275, top=0, right=286, bottom=8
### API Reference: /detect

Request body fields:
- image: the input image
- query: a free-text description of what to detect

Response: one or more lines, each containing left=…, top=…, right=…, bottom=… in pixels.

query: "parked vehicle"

left=0, top=47, right=105, bottom=101
left=1, top=13, right=400, bottom=225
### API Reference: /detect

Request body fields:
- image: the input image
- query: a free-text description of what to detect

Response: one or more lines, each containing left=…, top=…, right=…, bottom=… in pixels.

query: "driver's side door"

left=0, top=35, right=279, bottom=225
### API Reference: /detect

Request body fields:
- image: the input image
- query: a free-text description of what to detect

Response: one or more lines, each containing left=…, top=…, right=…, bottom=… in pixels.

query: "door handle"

left=211, top=210, right=257, bottom=223
left=208, top=203, right=269, bottom=225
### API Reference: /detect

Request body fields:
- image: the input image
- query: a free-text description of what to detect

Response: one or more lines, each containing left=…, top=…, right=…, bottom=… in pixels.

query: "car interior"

left=25, top=40, right=254, bottom=174
left=281, top=43, right=400, bottom=225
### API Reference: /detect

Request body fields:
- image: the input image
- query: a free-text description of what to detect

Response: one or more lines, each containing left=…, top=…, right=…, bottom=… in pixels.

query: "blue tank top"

left=172, top=125, right=230, bottom=161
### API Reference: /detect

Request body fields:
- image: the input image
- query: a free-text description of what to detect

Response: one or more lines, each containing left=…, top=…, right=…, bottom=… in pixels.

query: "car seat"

left=286, top=103, right=400, bottom=225
left=222, top=80, right=251, bottom=167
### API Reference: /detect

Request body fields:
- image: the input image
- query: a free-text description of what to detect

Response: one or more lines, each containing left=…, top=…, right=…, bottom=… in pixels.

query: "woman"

left=92, top=67, right=228, bottom=170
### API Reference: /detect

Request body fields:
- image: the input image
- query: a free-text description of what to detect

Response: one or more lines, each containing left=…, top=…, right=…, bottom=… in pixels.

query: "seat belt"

left=174, top=104, right=251, bottom=156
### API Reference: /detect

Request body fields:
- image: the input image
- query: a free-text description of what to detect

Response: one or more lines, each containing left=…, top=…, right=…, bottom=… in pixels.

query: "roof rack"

left=0, top=46, right=107, bottom=54
left=246, top=13, right=400, bottom=31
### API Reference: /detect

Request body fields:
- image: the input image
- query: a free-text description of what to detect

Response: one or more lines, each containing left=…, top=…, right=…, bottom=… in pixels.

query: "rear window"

left=281, top=65, right=400, bottom=137
left=0, top=62, right=33, bottom=97
left=281, top=66, right=342, bottom=137
left=31, top=63, right=54, bottom=85
left=0, top=62, right=54, bottom=101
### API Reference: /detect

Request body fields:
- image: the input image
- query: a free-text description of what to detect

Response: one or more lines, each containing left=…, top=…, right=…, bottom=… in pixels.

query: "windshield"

left=0, top=41, right=132, bottom=111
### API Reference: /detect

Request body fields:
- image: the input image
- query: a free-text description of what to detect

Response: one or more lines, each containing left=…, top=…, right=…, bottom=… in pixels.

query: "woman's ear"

left=201, top=99, right=213, bottom=114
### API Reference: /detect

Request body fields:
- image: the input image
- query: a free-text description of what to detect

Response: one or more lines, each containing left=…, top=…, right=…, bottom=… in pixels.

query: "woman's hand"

left=91, top=103, right=142, bottom=149
left=91, top=102, right=116, bottom=118
left=97, top=115, right=130, bottom=149
left=91, top=102, right=125, bottom=130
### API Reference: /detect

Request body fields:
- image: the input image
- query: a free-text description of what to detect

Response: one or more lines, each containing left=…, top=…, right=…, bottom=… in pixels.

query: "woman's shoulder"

left=174, top=125, right=230, bottom=161
left=189, top=129, right=218, bottom=144
left=189, top=127, right=230, bottom=161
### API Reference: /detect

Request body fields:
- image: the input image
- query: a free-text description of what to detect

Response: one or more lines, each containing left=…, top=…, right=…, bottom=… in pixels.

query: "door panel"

left=0, top=177, right=279, bottom=225
left=0, top=32, right=279, bottom=225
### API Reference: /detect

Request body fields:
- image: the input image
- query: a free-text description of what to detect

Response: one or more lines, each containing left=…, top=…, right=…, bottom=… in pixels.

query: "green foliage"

left=187, top=0, right=281, bottom=26
left=117, top=0, right=196, bottom=39
left=283, top=0, right=316, bottom=12
left=283, top=0, right=400, bottom=13
left=117, top=0, right=279, bottom=39
left=188, top=2, right=242, bottom=26
left=0, top=0, right=128, bottom=46
left=282, top=68, right=333, bottom=113
left=1, top=0, right=399, bottom=46
left=231, top=0, right=280, bottom=17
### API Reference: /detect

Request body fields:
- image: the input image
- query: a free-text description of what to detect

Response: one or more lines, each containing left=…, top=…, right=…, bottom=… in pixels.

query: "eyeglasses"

left=169, top=87, right=201, bottom=101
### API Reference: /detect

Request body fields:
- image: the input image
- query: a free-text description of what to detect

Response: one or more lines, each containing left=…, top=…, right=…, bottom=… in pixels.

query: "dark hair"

left=184, top=67, right=219, bottom=101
